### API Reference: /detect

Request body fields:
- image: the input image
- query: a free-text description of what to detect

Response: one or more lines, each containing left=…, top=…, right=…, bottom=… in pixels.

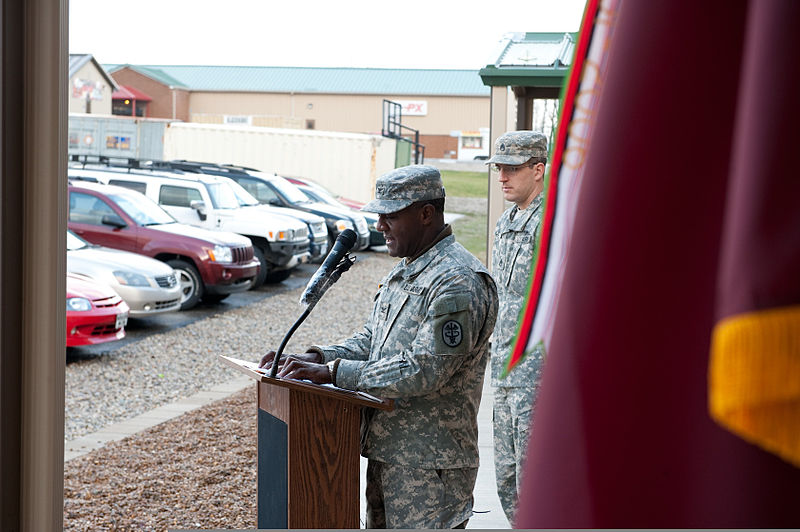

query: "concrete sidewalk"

left=64, top=375, right=253, bottom=461
left=470, top=378, right=512, bottom=528
left=65, top=371, right=511, bottom=529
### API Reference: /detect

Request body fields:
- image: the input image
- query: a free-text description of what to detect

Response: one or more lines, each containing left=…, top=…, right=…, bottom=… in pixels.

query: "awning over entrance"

left=112, top=85, right=152, bottom=102
left=112, top=85, right=152, bottom=117
left=479, top=32, right=576, bottom=93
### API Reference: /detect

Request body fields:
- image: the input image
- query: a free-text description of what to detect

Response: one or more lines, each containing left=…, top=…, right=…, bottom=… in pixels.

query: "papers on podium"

left=219, top=355, right=390, bottom=407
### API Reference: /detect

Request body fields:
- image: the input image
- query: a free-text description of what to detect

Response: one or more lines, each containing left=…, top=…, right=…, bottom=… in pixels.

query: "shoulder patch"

left=441, top=320, right=463, bottom=347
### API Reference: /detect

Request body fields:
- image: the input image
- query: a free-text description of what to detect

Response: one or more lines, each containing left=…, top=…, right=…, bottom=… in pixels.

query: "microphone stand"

left=268, top=253, right=356, bottom=378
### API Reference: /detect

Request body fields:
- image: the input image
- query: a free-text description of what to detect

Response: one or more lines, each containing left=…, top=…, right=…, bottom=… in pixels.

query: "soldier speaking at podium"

left=260, top=165, right=498, bottom=529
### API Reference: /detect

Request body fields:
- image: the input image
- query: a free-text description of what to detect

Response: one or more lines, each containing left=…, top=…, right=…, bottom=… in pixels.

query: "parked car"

left=291, top=180, right=385, bottom=248
left=284, top=176, right=366, bottom=210
left=225, top=178, right=330, bottom=262
left=68, top=163, right=308, bottom=287
left=66, top=272, right=129, bottom=347
left=67, top=180, right=260, bottom=309
left=162, top=161, right=371, bottom=252
left=67, top=230, right=181, bottom=317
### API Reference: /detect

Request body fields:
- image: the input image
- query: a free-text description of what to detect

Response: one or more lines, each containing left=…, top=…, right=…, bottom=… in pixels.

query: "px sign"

left=396, top=100, right=428, bottom=116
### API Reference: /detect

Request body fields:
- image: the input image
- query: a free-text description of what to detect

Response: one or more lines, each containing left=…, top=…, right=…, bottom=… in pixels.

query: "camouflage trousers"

left=365, top=459, right=477, bottom=529
left=493, top=384, right=539, bottom=525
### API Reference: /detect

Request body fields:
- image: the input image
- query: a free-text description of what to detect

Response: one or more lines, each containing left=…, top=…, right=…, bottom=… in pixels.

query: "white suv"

left=67, top=164, right=310, bottom=287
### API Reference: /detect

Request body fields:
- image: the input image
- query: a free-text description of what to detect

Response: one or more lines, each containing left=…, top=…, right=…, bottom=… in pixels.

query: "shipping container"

left=68, top=113, right=168, bottom=160
left=162, top=122, right=396, bottom=204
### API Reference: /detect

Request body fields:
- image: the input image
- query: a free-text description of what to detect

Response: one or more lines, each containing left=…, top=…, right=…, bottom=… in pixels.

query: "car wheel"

left=167, top=259, right=203, bottom=310
left=252, top=246, right=269, bottom=289
left=265, top=268, right=292, bottom=283
left=201, top=294, right=229, bottom=304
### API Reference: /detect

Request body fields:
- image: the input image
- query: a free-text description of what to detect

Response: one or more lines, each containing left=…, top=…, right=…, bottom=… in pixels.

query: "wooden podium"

left=220, top=356, right=393, bottom=529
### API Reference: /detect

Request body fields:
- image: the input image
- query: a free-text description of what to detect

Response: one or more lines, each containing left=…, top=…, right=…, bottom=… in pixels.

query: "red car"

left=68, top=181, right=260, bottom=310
left=66, top=273, right=130, bottom=347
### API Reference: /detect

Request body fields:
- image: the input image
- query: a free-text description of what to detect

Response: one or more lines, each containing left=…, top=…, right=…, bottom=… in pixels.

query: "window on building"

left=112, top=98, right=133, bottom=116
left=112, top=99, right=148, bottom=117
left=305, top=119, right=315, bottom=130
left=461, top=136, right=483, bottom=149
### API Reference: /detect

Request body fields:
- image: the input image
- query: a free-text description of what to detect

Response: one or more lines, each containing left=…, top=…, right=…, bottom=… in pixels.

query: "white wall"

left=163, top=122, right=397, bottom=203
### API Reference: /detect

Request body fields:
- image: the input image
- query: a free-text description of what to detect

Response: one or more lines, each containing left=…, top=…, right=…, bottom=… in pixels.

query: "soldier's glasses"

left=491, top=163, right=536, bottom=173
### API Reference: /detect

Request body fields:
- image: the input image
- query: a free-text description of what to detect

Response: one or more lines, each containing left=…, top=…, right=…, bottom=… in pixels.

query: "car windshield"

left=271, top=177, right=312, bottom=204
left=205, top=182, right=241, bottom=209
left=108, top=191, right=176, bottom=226
left=299, top=188, right=319, bottom=202
left=66, top=230, right=89, bottom=251
left=303, top=186, right=346, bottom=208
left=227, top=180, right=260, bottom=206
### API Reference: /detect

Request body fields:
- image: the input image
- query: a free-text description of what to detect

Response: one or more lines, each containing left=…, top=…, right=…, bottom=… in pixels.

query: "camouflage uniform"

left=486, top=131, right=548, bottom=523
left=312, top=165, right=499, bottom=529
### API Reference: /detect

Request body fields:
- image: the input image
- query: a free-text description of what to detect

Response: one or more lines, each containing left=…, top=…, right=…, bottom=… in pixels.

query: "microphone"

left=300, top=228, right=358, bottom=307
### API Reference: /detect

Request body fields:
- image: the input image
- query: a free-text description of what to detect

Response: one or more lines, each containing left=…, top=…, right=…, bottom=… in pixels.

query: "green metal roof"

left=479, top=32, right=577, bottom=87
left=105, top=64, right=489, bottom=96
left=106, top=64, right=189, bottom=89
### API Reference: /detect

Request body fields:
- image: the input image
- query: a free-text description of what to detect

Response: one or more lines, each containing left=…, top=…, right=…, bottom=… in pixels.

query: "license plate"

left=115, top=312, right=128, bottom=330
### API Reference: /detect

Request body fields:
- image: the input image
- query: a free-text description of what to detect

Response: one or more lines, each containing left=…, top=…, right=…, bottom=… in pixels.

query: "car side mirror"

left=101, top=213, right=127, bottom=229
left=190, top=200, right=207, bottom=221
left=268, top=198, right=282, bottom=206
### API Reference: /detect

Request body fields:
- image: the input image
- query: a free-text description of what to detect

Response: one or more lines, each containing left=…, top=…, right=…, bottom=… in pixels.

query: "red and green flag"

left=504, top=0, right=620, bottom=376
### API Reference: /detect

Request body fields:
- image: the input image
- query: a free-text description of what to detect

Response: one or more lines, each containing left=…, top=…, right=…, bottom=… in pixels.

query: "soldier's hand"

left=259, top=350, right=321, bottom=369
left=278, top=357, right=331, bottom=384
left=258, top=350, right=278, bottom=369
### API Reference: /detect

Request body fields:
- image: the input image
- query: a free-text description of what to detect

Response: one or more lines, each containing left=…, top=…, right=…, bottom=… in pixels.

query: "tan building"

left=68, top=54, right=117, bottom=114
left=108, top=65, right=491, bottom=159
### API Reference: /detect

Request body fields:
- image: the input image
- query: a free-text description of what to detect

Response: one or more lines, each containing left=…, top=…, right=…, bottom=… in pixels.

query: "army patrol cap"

left=486, top=130, right=548, bottom=165
left=361, top=165, right=446, bottom=214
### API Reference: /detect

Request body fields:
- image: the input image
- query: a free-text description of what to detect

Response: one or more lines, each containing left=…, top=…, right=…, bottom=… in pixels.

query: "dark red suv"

left=68, top=181, right=260, bottom=310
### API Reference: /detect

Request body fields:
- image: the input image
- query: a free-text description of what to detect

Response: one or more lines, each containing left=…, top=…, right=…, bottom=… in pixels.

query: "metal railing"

left=381, top=99, right=425, bottom=164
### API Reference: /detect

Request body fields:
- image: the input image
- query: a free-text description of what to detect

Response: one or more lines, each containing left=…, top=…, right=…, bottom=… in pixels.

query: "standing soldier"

left=487, top=130, right=549, bottom=524
left=261, top=165, right=498, bottom=529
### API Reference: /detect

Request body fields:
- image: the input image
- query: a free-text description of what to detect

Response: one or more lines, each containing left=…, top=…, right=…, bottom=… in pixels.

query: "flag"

left=505, top=0, right=620, bottom=375
left=515, top=1, right=800, bottom=527
left=707, top=0, right=800, bottom=469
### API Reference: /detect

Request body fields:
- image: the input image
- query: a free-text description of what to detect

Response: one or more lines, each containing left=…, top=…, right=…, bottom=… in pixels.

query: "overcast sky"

left=69, top=0, right=586, bottom=69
